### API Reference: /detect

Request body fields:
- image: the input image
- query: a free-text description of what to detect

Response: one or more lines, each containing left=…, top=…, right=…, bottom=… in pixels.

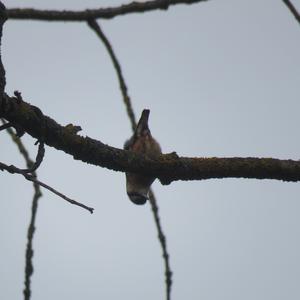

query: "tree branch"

left=6, top=0, right=208, bottom=22
left=0, top=2, right=93, bottom=215
left=1, top=121, right=42, bottom=300
left=88, top=19, right=173, bottom=299
left=87, top=19, right=136, bottom=132
left=23, top=173, right=94, bottom=213
left=0, top=122, right=45, bottom=174
left=0, top=156, right=94, bottom=213
left=23, top=183, right=41, bottom=300
left=1, top=0, right=300, bottom=185
left=1, top=95, right=300, bottom=184
left=0, top=2, right=6, bottom=97
left=149, top=190, right=172, bottom=300
left=282, top=0, right=300, bottom=25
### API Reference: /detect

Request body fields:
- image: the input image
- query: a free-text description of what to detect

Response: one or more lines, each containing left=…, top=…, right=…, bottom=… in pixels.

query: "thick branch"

left=7, top=0, right=208, bottom=22
left=1, top=95, right=300, bottom=184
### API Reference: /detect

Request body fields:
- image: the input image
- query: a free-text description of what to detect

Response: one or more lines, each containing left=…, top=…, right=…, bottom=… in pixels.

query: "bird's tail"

left=135, top=109, right=150, bottom=136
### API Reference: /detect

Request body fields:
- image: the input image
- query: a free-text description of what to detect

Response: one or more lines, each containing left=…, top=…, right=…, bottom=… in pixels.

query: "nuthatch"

left=124, top=109, right=161, bottom=205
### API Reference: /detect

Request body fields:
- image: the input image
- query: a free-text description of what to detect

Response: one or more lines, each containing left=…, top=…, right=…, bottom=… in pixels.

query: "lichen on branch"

left=1, top=95, right=300, bottom=185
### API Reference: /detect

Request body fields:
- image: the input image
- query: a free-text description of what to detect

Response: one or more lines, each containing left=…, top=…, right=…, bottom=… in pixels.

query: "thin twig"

left=0, top=138, right=45, bottom=174
left=7, top=0, right=208, bottom=22
left=23, top=185, right=41, bottom=300
left=282, top=0, right=300, bottom=25
left=87, top=20, right=172, bottom=299
left=0, top=141, right=44, bottom=174
left=0, top=2, right=6, bottom=98
left=24, top=141, right=45, bottom=173
left=87, top=19, right=136, bottom=132
left=0, top=154, right=94, bottom=214
left=1, top=119, right=42, bottom=300
left=149, top=190, right=172, bottom=300
left=23, top=173, right=94, bottom=213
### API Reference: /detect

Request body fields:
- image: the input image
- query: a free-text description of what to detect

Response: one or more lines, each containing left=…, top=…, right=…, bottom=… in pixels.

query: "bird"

left=124, top=109, right=161, bottom=205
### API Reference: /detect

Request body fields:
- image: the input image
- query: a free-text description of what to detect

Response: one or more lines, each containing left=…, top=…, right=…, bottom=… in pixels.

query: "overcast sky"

left=1, top=1, right=300, bottom=299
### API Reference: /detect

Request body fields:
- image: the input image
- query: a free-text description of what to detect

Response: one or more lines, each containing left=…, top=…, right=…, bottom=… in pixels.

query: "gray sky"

left=1, top=1, right=300, bottom=299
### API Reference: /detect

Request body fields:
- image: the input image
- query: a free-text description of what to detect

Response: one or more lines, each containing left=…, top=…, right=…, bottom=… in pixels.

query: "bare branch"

left=0, top=139, right=44, bottom=174
left=88, top=21, right=173, bottom=299
left=0, top=124, right=46, bottom=174
left=1, top=120, right=42, bottom=300
left=23, top=185, right=41, bottom=300
left=25, top=141, right=45, bottom=173
left=0, top=158, right=94, bottom=213
left=87, top=19, right=136, bottom=131
left=2, top=120, right=34, bottom=167
left=1, top=95, right=300, bottom=184
left=11, top=91, right=46, bottom=173
left=149, top=190, right=172, bottom=300
left=0, top=2, right=6, bottom=96
left=1, top=2, right=300, bottom=185
left=23, top=173, right=94, bottom=214
left=0, top=95, right=45, bottom=174
left=7, top=0, right=208, bottom=22
left=282, top=0, right=300, bottom=25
